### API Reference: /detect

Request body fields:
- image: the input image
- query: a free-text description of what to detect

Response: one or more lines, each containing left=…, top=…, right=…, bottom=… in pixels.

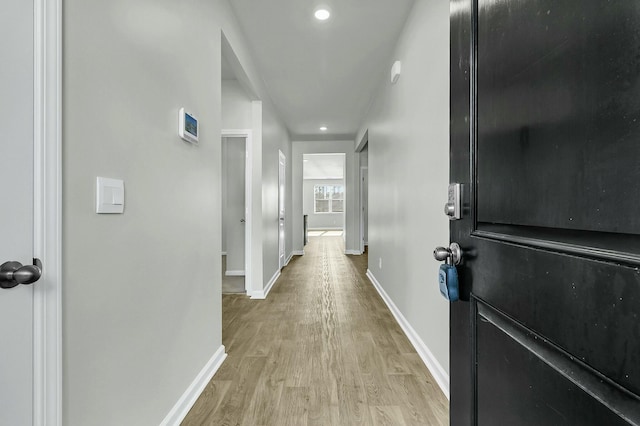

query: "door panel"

left=224, top=137, right=246, bottom=274
left=477, top=313, right=631, bottom=426
left=0, top=0, right=34, bottom=423
left=477, top=0, right=640, bottom=235
left=450, top=0, right=640, bottom=424
left=472, top=241, right=640, bottom=397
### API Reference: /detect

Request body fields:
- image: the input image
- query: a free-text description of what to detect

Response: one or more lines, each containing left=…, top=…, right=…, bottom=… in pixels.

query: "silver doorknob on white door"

left=0, top=258, right=42, bottom=289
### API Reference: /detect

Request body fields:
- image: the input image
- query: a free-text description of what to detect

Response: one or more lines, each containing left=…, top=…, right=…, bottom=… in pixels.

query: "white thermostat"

left=178, top=107, right=198, bottom=144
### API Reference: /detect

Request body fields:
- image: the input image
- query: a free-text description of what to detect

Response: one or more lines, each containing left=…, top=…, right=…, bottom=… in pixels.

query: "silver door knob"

left=0, top=258, right=42, bottom=289
left=240, top=218, right=245, bottom=223
left=433, top=243, right=462, bottom=265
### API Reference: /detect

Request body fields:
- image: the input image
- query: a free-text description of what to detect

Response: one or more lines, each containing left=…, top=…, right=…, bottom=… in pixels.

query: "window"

left=314, top=184, right=344, bottom=213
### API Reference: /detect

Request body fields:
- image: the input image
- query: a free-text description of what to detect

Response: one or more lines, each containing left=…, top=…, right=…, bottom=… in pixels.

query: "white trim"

left=284, top=252, right=293, bottom=266
left=32, top=0, right=62, bottom=423
left=278, top=150, right=286, bottom=270
left=160, top=346, right=227, bottom=426
left=359, top=166, right=368, bottom=254
left=345, top=249, right=362, bottom=255
left=308, top=227, right=343, bottom=231
left=225, top=270, right=245, bottom=277
left=221, top=251, right=227, bottom=256
left=222, top=130, right=252, bottom=295
left=251, top=269, right=280, bottom=300
left=291, top=250, right=305, bottom=256
left=366, top=270, right=450, bottom=399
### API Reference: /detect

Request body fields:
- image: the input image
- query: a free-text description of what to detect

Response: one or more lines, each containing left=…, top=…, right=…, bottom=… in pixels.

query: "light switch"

left=96, top=177, right=125, bottom=214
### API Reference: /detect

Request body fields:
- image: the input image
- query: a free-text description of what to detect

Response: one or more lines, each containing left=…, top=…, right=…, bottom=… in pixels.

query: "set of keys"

left=434, top=243, right=462, bottom=302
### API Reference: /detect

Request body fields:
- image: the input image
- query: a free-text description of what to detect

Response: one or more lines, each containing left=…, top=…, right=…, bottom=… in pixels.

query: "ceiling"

left=303, top=154, right=345, bottom=179
left=228, top=0, right=416, bottom=140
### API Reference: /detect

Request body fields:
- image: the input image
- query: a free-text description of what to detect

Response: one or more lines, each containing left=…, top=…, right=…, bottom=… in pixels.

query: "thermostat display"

left=179, top=107, right=198, bottom=143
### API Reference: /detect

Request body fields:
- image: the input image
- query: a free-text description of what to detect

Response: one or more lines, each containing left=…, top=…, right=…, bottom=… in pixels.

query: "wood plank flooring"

left=182, top=236, right=449, bottom=425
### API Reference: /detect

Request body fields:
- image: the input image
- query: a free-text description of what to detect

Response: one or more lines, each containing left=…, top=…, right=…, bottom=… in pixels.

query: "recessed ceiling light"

left=320, top=126, right=328, bottom=131
left=314, top=9, right=330, bottom=21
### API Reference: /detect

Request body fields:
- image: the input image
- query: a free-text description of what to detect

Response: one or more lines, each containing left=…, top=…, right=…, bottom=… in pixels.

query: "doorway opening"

left=303, top=153, right=346, bottom=240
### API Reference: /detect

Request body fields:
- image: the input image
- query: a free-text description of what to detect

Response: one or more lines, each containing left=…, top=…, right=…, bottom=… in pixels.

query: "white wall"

left=262, top=104, right=293, bottom=283
left=355, top=0, right=451, bottom=390
left=222, top=80, right=252, bottom=129
left=303, top=179, right=345, bottom=229
left=292, top=141, right=358, bottom=254
left=62, top=0, right=289, bottom=423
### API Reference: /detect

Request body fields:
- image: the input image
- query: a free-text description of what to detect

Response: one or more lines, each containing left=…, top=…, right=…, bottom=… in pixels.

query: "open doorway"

left=222, top=136, right=247, bottom=294
left=220, top=32, right=261, bottom=298
left=303, top=153, right=346, bottom=239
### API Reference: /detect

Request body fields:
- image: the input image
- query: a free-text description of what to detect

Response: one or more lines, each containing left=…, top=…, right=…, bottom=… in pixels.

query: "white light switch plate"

left=96, top=177, right=124, bottom=214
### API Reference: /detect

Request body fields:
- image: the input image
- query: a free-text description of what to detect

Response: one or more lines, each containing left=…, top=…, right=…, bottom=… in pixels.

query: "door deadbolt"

left=444, top=183, right=462, bottom=220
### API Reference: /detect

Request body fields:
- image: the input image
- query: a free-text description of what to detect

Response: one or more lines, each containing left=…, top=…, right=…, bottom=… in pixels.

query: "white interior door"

left=1, top=0, right=36, bottom=423
left=224, top=137, right=246, bottom=276
left=278, top=151, right=286, bottom=269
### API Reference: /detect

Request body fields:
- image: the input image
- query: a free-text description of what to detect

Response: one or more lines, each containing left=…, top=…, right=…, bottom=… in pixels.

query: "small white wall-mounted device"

left=96, top=177, right=124, bottom=214
left=178, top=107, right=199, bottom=144
left=391, top=60, right=402, bottom=84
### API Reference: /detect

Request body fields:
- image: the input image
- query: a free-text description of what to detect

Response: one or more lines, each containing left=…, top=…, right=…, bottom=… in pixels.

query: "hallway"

left=183, top=236, right=448, bottom=425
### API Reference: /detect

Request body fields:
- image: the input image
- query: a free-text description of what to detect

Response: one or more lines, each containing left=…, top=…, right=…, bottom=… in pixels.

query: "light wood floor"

left=182, top=236, right=449, bottom=425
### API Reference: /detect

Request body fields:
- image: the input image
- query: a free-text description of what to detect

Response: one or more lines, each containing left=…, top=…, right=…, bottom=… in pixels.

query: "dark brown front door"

left=450, top=0, right=640, bottom=424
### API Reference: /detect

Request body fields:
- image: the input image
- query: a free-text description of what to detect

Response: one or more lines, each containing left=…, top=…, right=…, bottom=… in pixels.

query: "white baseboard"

left=285, top=252, right=294, bottom=266
left=160, top=345, right=227, bottom=426
left=366, top=270, right=450, bottom=399
left=345, top=249, right=362, bottom=255
left=221, top=251, right=227, bottom=256
left=292, top=250, right=304, bottom=256
left=251, top=269, right=280, bottom=300
left=225, top=270, right=245, bottom=277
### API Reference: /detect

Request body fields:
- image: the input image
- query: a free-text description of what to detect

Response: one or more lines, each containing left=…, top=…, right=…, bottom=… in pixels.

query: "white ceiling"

left=303, top=153, right=345, bottom=179
left=228, top=0, right=416, bottom=140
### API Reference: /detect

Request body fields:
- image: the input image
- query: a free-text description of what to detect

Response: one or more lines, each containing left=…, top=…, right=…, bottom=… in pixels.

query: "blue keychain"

left=439, top=263, right=459, bottom=301
left=434, top=243, right=462, bottom=302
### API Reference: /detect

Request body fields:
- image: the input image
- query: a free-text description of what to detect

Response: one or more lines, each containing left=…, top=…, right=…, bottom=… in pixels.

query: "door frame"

left=278, top=150, right=286, bottom=270
left=359, top=166, right=368, bottom=254
left=278, top=150, right=289, bottom=270
left=33, top=0, right=62, bottom=423
left=221, top=130, right=253, bottom=295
